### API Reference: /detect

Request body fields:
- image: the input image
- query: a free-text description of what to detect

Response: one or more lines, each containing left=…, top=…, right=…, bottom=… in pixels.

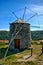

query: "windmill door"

left=14, top=39, right=20, bottom=49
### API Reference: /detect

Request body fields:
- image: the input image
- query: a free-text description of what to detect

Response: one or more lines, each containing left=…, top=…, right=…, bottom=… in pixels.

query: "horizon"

left=0, top=29, right=43, bottom=31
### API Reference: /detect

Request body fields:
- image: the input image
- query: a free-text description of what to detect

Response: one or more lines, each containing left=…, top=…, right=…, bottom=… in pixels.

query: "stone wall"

left=9, top=23, right=31, bottom=50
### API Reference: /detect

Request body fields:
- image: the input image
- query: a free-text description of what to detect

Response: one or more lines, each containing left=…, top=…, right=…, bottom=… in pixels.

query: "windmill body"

left=9, top=19, right=31, bottom=50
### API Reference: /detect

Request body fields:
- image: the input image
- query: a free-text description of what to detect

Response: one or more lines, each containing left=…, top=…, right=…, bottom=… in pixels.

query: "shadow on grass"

left=25, top=56, right=31, bottom=60
left=39, top=53, right=43, bottom=56
left=0, top=47, right=27, bottom=59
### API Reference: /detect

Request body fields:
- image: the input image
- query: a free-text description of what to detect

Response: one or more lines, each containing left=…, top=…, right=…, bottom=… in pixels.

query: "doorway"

left=14, top=39, right=20, bottom=49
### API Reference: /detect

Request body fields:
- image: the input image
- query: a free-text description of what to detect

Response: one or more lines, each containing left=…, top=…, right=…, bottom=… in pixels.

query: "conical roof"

left=13, top=18, right=25, bottom=23
left=10, top=18, right=30, bottom=25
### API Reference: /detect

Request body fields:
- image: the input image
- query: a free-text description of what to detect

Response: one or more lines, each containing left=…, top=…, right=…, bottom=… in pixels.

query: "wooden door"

left=14, top=39, right=20, bottom=49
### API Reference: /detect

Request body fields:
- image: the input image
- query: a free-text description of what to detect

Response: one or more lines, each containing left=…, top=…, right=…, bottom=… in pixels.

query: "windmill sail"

left=31, top=25, right=40, bottom=28
left=22, top=7, right=26, bottom=19
left=4, top=26, right=22, bottom=61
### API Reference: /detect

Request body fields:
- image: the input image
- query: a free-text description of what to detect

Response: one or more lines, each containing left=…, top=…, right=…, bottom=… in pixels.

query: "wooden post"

left=41, top=42, right=43, bottom=54
left=28, top=47, right=33, bottom=56
left=42, top=42, right=43, bottom=54
left=31, top=48, right=33, bottom=56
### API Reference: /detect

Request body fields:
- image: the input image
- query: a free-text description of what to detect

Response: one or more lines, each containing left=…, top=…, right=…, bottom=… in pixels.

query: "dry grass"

left=0, top=42, right=43, bottom=65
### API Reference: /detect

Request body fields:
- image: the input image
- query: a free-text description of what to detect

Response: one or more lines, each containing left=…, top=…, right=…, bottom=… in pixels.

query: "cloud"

left=30, top=5, right=43, bottom=15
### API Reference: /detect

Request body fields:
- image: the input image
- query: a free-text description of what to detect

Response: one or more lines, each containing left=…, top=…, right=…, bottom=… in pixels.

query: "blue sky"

left=0, top=0, right=43, bottom=31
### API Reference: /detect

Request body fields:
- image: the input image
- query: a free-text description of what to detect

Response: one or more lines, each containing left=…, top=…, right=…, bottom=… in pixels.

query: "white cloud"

left=30, top=5, right=43, bottom=15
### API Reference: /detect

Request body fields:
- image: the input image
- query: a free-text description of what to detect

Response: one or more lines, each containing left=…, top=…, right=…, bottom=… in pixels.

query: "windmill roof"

left=10, top=18, right=30, bottom=25
left=14, top=18, right=25, bottom=23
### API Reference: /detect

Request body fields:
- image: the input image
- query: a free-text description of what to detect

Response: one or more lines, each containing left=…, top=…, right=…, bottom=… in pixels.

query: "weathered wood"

left=28, top=47, right=33, bottom=56
left=42, top=43, right=43, bottom=54
left=40, top=42, right=43, bottom=54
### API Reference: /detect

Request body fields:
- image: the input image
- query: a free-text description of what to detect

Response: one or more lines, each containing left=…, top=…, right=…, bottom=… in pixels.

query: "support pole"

left=3, top=27, right=22, bottom=62
left=12, top=12, right=18, bottom=19
left=40, top=41, right=43, bottom=54
left=28, top=47, right=33, bottom=56
left=22, top=7, right=26, bottom=19
left=42, top=42, right=43, bottom=54
left=31, top=48, right=33, bottom=56
left=26, top=13, right=37, bottom=21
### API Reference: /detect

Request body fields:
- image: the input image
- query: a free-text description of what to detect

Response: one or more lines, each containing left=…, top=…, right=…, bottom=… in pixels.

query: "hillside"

left=0, top=31, right=9, bottom=40
left=0, top=30, right=43, bottom=40
left=31, top=30, right=43, bottom=40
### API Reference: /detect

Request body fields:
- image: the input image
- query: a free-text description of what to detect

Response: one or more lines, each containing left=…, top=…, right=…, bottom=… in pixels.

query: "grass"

left=0, top=42, right=43, bottom=65
left=0, top=42, right=8, bottom=48
left=0, top=61, right=39, bottom=65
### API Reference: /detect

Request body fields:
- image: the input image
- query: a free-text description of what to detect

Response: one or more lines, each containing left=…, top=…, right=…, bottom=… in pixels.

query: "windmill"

left=4, top=7, right=40, bottom=61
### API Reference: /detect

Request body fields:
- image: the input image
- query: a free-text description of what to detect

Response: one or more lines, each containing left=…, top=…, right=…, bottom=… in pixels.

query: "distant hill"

left=0, top=30, right=43, bottom=40
left=31, top=30, right=43, bottom=40
left=0, top=31, right=9, bottom=40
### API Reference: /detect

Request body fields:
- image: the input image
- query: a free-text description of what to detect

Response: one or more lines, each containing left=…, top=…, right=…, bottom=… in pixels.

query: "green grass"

left=0, top=61, right=40, bottom=65
left=0, top=42, right=8, bottom=48
left=0, top=42, right=43, bottom=65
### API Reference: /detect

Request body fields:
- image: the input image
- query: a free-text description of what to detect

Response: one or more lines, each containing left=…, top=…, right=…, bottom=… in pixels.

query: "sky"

left=0, top=0, right=43, bottom=31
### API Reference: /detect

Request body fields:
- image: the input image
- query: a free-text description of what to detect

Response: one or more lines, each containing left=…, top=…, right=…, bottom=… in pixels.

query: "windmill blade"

left=31, top=25, right=40, bottom=28
left=26, top=13, right=37, bottom=21
left=4, top=27, right=22, bottom=61
left=12, top=12, right=19, bottom=19
left=38, top=14, right=43, bottom=16
left=22, top=7, right=27, bottom=19
left=26, top=7, right=37, bottom=14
